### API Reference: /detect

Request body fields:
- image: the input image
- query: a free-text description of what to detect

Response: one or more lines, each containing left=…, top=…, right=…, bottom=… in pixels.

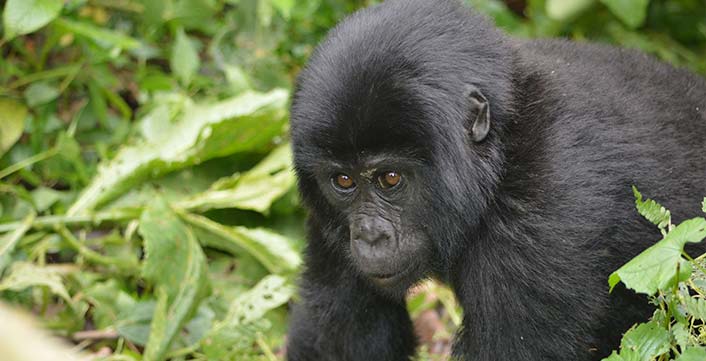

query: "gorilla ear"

left=466, top=86, right=491, bottom=143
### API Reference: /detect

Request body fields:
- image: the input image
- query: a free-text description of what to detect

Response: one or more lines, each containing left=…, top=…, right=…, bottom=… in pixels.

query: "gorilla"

left=286, top=0, right=706, bottom=360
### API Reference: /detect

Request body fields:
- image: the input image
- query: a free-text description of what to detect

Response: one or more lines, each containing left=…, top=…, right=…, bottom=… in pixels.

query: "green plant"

left=604, top=188, right=706, bottom=361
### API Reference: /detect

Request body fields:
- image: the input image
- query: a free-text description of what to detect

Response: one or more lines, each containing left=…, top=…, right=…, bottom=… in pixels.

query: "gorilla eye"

left=333, top=174, right=355, bottom=190
left=378, top=171, right=401, bottom=189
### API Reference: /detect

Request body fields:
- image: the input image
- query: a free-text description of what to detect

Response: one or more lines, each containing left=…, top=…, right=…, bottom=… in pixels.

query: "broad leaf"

left=618, top=322, right=670, bottom=360
left=181, top=212, right=300, bottom=274
left=0, top=98, right=27, bottom=157
left=2, top=0, right=63, bottom=40
left=609, top=218, right=706, bottom=295
left=176, top=143, right=295, bottom=213
left=139, top=198, right=209, bottom=361
left=68, top=89, right=288, bottom=215
left=599, top=0, right=649, bottom=29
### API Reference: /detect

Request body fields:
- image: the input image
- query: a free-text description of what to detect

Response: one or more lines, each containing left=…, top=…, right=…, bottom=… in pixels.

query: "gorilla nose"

left=353, top=229, right=389, bottom=246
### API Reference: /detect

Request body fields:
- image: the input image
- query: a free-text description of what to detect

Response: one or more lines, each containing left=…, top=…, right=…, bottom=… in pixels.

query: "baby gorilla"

left=287, top=0, right=706, bottom=360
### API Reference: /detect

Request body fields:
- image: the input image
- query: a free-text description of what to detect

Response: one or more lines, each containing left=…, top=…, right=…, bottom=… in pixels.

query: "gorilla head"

left=290, top=0, right=514, bottom=297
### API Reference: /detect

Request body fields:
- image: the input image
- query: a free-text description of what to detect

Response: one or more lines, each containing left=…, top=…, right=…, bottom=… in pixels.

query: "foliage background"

left=0, top=0, right=705, bottom=360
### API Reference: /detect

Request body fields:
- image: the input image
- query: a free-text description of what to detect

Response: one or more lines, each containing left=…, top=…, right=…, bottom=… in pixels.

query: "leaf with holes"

left=139, top=198, right=209, bottom=361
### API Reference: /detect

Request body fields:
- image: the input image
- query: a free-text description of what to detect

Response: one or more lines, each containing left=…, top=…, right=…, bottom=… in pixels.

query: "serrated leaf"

left=0, top=262, right=71, bottom=303
left=2, top=0, right=63, bottom=40
left=676, top=348, right=706, bottom=361
left=609, top=218, right=706, bottom=295
left=171, top=28, right=200, bottom=86
left=181, top=212, right=301, bottom=274
left=546, top=0, right=595, bottom=21
left=619, top=321, right=670, bottom=360
left=68, top=89, right=288, bottom=215
left=632, top=186, right=671, bottom=229
left=0, top=98, right=27, bottom=157
left=684, top=297, right=706, bottom=321
left=599, top=0, right=649, bottom=29
left=176, top=144, right=295, bottom=213
left=139, top=198, right=209, bottom=361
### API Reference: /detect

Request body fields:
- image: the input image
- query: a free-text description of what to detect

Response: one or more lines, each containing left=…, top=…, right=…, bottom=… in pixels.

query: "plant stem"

left=0, top=208, right=140, bottom=233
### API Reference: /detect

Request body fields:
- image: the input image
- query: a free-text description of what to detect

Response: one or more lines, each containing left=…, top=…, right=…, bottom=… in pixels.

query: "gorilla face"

left=313, top=152, right=430, bottom=291
left=291, top=73, right=496, bottom=297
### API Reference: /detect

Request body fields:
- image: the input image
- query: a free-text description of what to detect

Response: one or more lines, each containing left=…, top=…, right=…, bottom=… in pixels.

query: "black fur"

left=287, top=0, right=706, bottom=360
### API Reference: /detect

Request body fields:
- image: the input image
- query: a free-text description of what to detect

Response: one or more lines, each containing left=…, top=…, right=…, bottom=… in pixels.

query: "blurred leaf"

left=609, top=218, right=706, bottom=295
left=53, top=17, right=145, bottom=52
left=139, top=198, right=209, bottom=360
left=68, top=89, right=288, bottom=215
left=2, top=0, right=64, bottom=40
left=0, top=99, right=27, bottom=158
left=0, top=213, right=34, bottom=274
left=171, top=28, right=201, bottom=86
left=201, top=275, right=292, bottom=358
left=181, top=212, right=301, bottom=274
left=30, top=187, right=62, bottom=212
left=115, top=300, right=156, bottom=346
left=177, top=143, right=295, bottom=213
left=676, top=348, right=706, bottom=361
left=271, top=0, right=295, bottom=19
left=0, top=262, right=71, bottom=303
left=0, top=304, right=82, bottom=361
left=702, top=198, right=705, bottom=213
left=23, top=82, right=60, bottom=107
left=599, top=0, right=649, bottom=29
left=546, top=0, right=595, bottom=21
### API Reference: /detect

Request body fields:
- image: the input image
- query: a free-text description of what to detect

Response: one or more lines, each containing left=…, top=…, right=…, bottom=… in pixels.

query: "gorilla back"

left=287, top=0, right=706, bottom=360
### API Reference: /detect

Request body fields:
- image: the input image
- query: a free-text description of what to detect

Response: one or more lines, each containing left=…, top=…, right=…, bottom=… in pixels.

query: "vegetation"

left=0, top=0, right=704, bottom=360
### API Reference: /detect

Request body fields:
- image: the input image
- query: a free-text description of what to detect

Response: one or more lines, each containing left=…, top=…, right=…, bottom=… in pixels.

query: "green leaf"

left=702, top=198, right=705, bottom=213
left=599, top=0, right=650, bottom=29
left=139, top=198, right=209, bottom=361
left=171, top=28, right=201, bottom=86
left=0, top=262, right=71, bottom=303
left=676, top=348, right=706, bottom=361
left=182, top=212, right=301, bottom=274
left=201, top=275, right=293, bottom=358
left=546, top=0, right=595, bottom=21
left=632, top=186, right=671, bottom=230
left=176, top=144, right=295, bottom=213
left=270, top=0, right=295, bottom=19
left=0, top=98, right=27, bottom=158
left=619, top=321, right=670, bottom=360
left=2, top=0, right=64, bottom=40
left=684, top=297, right=706, bottom=321
left=182, top=214, right=302, bottom=273
left=23, top=82, right=60, bottom=107
left=0, top=213, right=34, bottom=273
left=53, top=17, right=144, bottom=51
left=115, top=300, right=155, bottom=346
left=609, top=218, right=706, bottom=295
left=68, top=89, right=288, bottom=215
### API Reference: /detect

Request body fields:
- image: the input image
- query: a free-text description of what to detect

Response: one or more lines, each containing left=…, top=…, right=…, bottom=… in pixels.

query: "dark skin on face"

left=286, top=0, right=706, bottom=360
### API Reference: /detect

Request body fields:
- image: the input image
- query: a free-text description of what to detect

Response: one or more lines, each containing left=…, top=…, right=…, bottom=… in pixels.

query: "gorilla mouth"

left=368, top=265, right=413, bottom=285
